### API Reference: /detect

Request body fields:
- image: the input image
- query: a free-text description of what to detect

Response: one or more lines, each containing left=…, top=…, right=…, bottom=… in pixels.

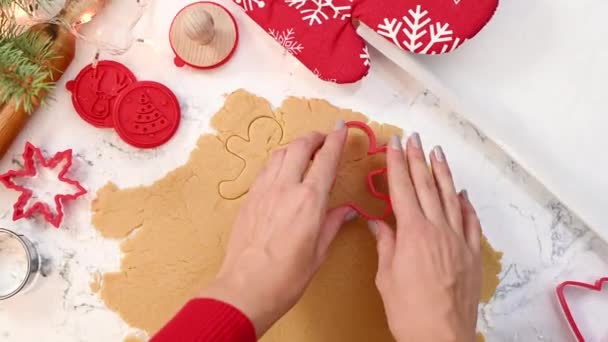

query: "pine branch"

left=0, top=0, right=56, bottom=113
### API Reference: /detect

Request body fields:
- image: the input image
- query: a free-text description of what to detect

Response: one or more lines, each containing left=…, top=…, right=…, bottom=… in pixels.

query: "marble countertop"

left=1, top=0, right=607, bottom=341
left=410, top=0, right=608, bottom=241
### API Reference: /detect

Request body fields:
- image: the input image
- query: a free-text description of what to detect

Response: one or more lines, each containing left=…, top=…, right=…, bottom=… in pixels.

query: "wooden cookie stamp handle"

left=183, top=7, right=216, bottom=45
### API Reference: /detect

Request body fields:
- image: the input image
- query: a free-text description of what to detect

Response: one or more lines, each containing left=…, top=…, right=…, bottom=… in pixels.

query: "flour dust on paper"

left=91, top=90, right=503, bottom=341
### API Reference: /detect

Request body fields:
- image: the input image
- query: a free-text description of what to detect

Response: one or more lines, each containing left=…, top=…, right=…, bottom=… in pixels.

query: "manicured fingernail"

left=390, top=135, right=403, bottom=151
left=335, top=119, right=345, bottom=130
left=433, top=146, right=445, bottom=162
left=409, top=132, right=422, bottom=149
left=345, top=209, right=359, bottom=222
left=460, top=189, right=469, bottom=201
left=367, top=220, right=378, bottom=236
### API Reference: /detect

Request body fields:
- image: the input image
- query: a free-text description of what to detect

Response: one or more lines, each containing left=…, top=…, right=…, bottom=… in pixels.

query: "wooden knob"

left=169, top=2, right=238, bottom=69
left=182, top=7, right=215, bottom=45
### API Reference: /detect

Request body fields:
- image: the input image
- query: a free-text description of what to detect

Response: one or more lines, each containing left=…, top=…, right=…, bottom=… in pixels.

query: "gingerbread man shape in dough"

left=219, top=116, right=284, bottom=200
left=219, top=116, right=391, bottom=219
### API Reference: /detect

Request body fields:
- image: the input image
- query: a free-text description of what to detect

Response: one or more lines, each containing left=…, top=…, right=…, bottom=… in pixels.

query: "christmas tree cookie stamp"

left=67, top=60, right=182, bottom=149
left=113, top=81, right=182, bottom=149
left=219, top=116, right=283, bottom=199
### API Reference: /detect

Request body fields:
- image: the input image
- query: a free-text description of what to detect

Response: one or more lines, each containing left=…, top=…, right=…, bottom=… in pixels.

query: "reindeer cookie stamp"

left=67, top=60, right=182, bottom=148
left=67, top=61, right=137, bottom=128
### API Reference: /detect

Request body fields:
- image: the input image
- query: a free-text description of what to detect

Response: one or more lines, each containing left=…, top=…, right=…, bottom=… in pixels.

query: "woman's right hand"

left=369, top=133, right=483, bottom=342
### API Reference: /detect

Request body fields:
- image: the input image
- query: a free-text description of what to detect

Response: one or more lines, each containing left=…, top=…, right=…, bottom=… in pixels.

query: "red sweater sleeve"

left=151, top=298, right=257, bottom=342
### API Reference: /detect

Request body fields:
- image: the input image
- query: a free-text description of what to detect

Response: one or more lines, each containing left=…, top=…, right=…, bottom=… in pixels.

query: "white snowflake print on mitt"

left=313, top=68, right=338, bottom=83
left=360, top=46, right=371, bottom=66
left=235, top=0, right=266, bottom=11
left=286, top=0, right=352, bottom=26
left=232, top=0, right=496, bottom=82
left=377, top=5, right=462, bottom=54
left=269, top=28, right=305, bottom=55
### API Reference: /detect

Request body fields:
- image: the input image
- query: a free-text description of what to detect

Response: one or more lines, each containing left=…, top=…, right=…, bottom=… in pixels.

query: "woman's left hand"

left=201, top=120, right=357, bottom=337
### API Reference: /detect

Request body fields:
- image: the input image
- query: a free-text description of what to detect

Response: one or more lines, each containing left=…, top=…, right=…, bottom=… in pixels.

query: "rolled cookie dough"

left=92, top=90, right=503, bottom=341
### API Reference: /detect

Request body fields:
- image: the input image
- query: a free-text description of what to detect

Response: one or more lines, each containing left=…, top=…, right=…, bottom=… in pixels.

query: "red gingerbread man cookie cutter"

left=344, top=121, right=392, bottom=220
left=0, top=142, right=87, bottom=228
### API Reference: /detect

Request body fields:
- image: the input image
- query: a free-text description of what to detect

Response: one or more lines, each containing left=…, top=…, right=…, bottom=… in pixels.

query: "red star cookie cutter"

left=556, top=277, right=608, bottom=342
left=344, top=121, right=392, bottom=220
left=0, top=142, right=87, bottom=228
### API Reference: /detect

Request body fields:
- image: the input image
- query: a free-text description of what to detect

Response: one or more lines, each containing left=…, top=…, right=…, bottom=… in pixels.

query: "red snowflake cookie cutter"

left=556, top=277, right=608, bottom=342
left=0, top=142, right=87, bottom=228
left=344, top=121, right=392, bottom=220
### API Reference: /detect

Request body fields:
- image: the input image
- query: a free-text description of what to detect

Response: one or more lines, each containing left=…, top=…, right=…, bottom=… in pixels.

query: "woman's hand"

left=369, top=133, right=482, bottom=342
left=201, top=121, right=357, bottom=337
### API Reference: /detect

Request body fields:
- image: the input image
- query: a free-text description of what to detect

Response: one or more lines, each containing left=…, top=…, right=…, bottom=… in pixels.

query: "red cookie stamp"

left=113, top=81, right=181, bottom=148
left=344, top=121, right=392, bottom=220
left=66, top=61, right=137, bottom=128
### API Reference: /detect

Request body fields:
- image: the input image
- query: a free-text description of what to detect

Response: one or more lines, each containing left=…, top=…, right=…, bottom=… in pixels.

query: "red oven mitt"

left=233, top=0, right=498, bottom=83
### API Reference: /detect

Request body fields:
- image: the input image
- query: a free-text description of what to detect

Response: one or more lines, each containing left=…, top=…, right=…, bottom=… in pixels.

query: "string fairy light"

left=56, top=0, right=150, bottom=58
left=19, top=0, right=154, bottom=66
left=76, top=10, right=95, bottom=25
left=12, top=6, right=30, bottom=25
left=7, top=0, right=161, bottom=67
